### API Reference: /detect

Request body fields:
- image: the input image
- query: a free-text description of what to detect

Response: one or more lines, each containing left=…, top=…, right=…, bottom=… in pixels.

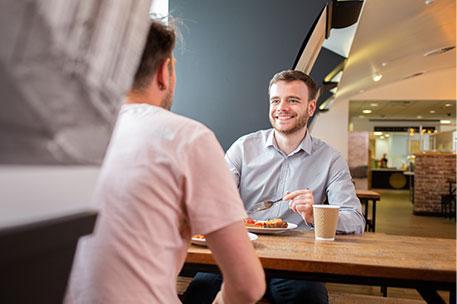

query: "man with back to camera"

left=65, top=19, right=265, bottom=304
left=184, top=70, right=365, bottom=304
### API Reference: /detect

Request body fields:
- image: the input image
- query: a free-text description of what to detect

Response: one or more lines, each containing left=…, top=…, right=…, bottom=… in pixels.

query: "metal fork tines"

left=252, top=198, right=283, bottom=212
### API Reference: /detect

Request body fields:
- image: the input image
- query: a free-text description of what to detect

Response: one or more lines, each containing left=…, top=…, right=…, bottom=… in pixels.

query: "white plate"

left=246, top=222, right=297, bottom=234
left=191, top=232, right=258, bottom=246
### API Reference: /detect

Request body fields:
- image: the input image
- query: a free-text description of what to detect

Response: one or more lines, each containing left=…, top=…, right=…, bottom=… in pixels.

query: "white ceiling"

left=335, top=0, right=456, bottom=103
left=349, top=99, right=456, bottom=120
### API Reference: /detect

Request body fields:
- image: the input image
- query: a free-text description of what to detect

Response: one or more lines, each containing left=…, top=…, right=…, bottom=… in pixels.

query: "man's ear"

left=157, top=58, right=172, bottom=91
left=308, top=99, right=317, bottom=117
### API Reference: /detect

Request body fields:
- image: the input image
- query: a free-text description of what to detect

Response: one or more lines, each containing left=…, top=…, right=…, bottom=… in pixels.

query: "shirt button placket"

left=276, top=157, right=289, bottom=218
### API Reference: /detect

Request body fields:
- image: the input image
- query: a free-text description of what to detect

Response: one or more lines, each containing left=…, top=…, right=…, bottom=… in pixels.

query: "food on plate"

left=244, top=218, right=288, bottom=228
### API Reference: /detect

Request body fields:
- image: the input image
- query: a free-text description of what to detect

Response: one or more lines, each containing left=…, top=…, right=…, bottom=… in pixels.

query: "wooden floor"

left=327, top=189, right=456, bottom=303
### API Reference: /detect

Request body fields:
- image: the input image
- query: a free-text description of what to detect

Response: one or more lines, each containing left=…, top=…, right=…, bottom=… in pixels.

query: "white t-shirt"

left=65, top=104, right=247, bottom=303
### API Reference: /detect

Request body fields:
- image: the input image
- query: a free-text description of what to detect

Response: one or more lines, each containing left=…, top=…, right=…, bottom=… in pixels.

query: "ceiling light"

left=362, top=109, right=372, bottom=114
left=385, top=134, right=390, bottom=138
left=424, top=46, right=455, bottom=57
left=372, top=71, right=383, bottom=82
left=370, top=103, right=378, bottom=107
left=445, top=103, right=453, bottom=107
left=417, top=115, right=423, bottom=119
left=440, top=120, right=451, bottom=124
left=381, top=62, right=387, bottom=67
left=380, top=135, right=385, bottom=139
left=424, top=0, right=433, bottom=4
left=374, top=131, right=383, bottom=136
left=429, top=110, right=435, bottom=114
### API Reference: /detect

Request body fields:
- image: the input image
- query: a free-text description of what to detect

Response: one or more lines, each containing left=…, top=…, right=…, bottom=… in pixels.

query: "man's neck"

left=125, top=89, right=163, bottom=107
left=274, top=127, right=307, bottom=155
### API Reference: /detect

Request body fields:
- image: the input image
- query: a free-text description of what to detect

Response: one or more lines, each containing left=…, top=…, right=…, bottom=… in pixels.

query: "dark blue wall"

left=170, top=0, right=328, bottom=150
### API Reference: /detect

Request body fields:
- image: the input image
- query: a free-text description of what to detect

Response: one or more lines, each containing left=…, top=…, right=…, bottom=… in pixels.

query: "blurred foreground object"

left=0, top=0, right=151, bottom=164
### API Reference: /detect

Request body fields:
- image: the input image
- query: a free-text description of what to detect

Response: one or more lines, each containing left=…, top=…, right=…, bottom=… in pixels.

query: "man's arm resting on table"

left=326, top=156, right=366, bottom=234
left=206, top=221, right=265, bottom=304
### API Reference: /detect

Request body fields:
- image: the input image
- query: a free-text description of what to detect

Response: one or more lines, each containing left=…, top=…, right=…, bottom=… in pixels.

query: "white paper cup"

left=313, top=205, right=340, bottom=241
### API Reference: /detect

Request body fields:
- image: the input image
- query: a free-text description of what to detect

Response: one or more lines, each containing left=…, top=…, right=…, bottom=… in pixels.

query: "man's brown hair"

left=132, top=20, right=176, bottom=91
left=269, top=70, right=319, bottom=100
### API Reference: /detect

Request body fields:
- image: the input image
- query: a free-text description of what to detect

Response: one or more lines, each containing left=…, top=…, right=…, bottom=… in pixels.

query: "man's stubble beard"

left=270, top=112, right=309, bottom=135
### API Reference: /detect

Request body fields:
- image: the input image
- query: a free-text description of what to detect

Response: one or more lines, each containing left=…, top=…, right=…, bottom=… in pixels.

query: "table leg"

left=417, top=287, right=447, bottom=304
left=372, top=199, right=377, bottom=232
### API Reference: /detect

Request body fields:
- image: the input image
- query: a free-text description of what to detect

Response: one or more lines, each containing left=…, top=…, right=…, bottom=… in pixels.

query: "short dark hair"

left=132, top=20, right=176, bottom=91
left=269, top=70, right=319, bottom=100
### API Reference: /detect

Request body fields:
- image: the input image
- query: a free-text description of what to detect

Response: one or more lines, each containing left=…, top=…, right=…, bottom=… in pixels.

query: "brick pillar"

left=414, top=152, right=456, bottom=214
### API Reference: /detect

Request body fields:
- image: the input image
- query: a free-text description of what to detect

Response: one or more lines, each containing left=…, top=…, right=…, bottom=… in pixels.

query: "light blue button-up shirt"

left=225, top=129, right=365, bottom=234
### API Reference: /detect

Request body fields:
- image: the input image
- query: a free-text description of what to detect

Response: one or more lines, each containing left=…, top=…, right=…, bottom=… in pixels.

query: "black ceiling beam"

left=327, top=0, right=363, bottom=30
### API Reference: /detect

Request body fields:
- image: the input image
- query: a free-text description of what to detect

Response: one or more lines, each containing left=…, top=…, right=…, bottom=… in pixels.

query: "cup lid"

left=313, top=204, right=340, bottom=209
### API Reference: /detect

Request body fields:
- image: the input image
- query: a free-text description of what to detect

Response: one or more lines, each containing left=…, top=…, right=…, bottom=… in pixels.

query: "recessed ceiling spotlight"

left=362, top=109, right=372, bottom=114
left=381, top=62, right=387, bottom=67
left=374, top=131, right=383, bottom=136
left=424, top=46, right=455, bottom=57
left=445, top=103, right=453, bottom=107
left=385, top=134, right=390, bottom=138
left=429, top=110, right=435, bottom=114
left=417, top=115, right=423, bottom=119
left=425, top=0, right=433, bottom=4
left=380, top=135, right=385, bottom=139
left=372, top=71, right=383, bottom=82
left=370, top=103, right=378, bottom=107
left=440, top=120, right=451, bottom=124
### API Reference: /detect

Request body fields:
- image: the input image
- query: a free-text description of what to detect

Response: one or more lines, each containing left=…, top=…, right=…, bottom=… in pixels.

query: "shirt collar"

left=264, top=129, right=313, bottom=155
left=298, top=130, right=313, bottom=155
left=264, top=129, right=276, bottom=148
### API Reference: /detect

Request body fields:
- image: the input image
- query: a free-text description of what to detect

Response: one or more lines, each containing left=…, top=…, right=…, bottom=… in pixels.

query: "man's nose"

left=278, top=99, right=289, bottom=110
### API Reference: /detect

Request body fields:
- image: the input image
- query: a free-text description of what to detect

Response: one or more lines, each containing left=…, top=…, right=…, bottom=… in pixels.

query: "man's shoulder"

left=123, top=103, right=209, bottom=131
left=234, top=129, right=272, bottom=146
left=166, top=111, right=210, bottom=132
left=310, top=135, right=342, bottom=158
left=164, top=112, right=218, bottom=147
left=122, top=104, right=215, bottom=143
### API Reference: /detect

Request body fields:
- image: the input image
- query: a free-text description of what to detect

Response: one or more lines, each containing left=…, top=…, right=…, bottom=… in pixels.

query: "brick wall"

left=414, top=152, right=456, bottom=214
left=348, top=132, right=369, bottom=190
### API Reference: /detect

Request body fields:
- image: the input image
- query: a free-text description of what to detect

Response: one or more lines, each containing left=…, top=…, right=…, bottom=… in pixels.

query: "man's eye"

left=270, top=100, right=279, bottom=104
left=289, top=99, right=300, bottom=103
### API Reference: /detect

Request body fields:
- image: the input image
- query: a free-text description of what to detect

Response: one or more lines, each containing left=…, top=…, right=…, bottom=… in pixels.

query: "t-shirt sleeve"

left=181, top=127, right=247, bottom=236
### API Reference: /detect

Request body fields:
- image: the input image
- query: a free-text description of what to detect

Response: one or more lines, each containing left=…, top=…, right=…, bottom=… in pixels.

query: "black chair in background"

left=441, top=179, right=456, bottom=220
left=0, top=211, right=97, bottom=304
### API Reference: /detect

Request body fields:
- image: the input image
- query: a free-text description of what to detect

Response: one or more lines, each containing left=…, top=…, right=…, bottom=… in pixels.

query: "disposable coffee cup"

left=313, top=205, right=340, bottom=241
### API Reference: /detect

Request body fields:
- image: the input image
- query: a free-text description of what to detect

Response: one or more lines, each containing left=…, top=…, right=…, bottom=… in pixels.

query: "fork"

left=251, top=197, right=283, bottom=213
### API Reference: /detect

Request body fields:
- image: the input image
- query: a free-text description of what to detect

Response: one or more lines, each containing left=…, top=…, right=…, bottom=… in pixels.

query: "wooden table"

left=356, top=190, right=381, bottom=232
left=182, top=231, right=456, bottom=304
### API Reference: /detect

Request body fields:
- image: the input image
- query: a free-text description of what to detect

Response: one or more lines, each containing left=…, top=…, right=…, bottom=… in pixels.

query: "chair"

left=441, top=180, right=456, bottom=219
left=0, top=210, right=97, bottom=304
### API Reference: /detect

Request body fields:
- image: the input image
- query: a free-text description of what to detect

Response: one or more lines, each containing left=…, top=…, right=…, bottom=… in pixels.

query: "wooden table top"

left=186, top=231, right=456, bottom=284
left=355, top=190, right=381, bottom=200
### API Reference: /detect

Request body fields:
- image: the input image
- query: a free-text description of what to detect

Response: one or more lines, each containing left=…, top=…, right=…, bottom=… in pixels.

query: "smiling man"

left=184, top=70, right=364, bottom=304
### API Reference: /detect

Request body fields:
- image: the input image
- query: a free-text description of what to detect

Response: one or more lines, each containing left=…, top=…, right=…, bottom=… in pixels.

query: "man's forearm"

left=336, top=209, right=365, bottom=234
